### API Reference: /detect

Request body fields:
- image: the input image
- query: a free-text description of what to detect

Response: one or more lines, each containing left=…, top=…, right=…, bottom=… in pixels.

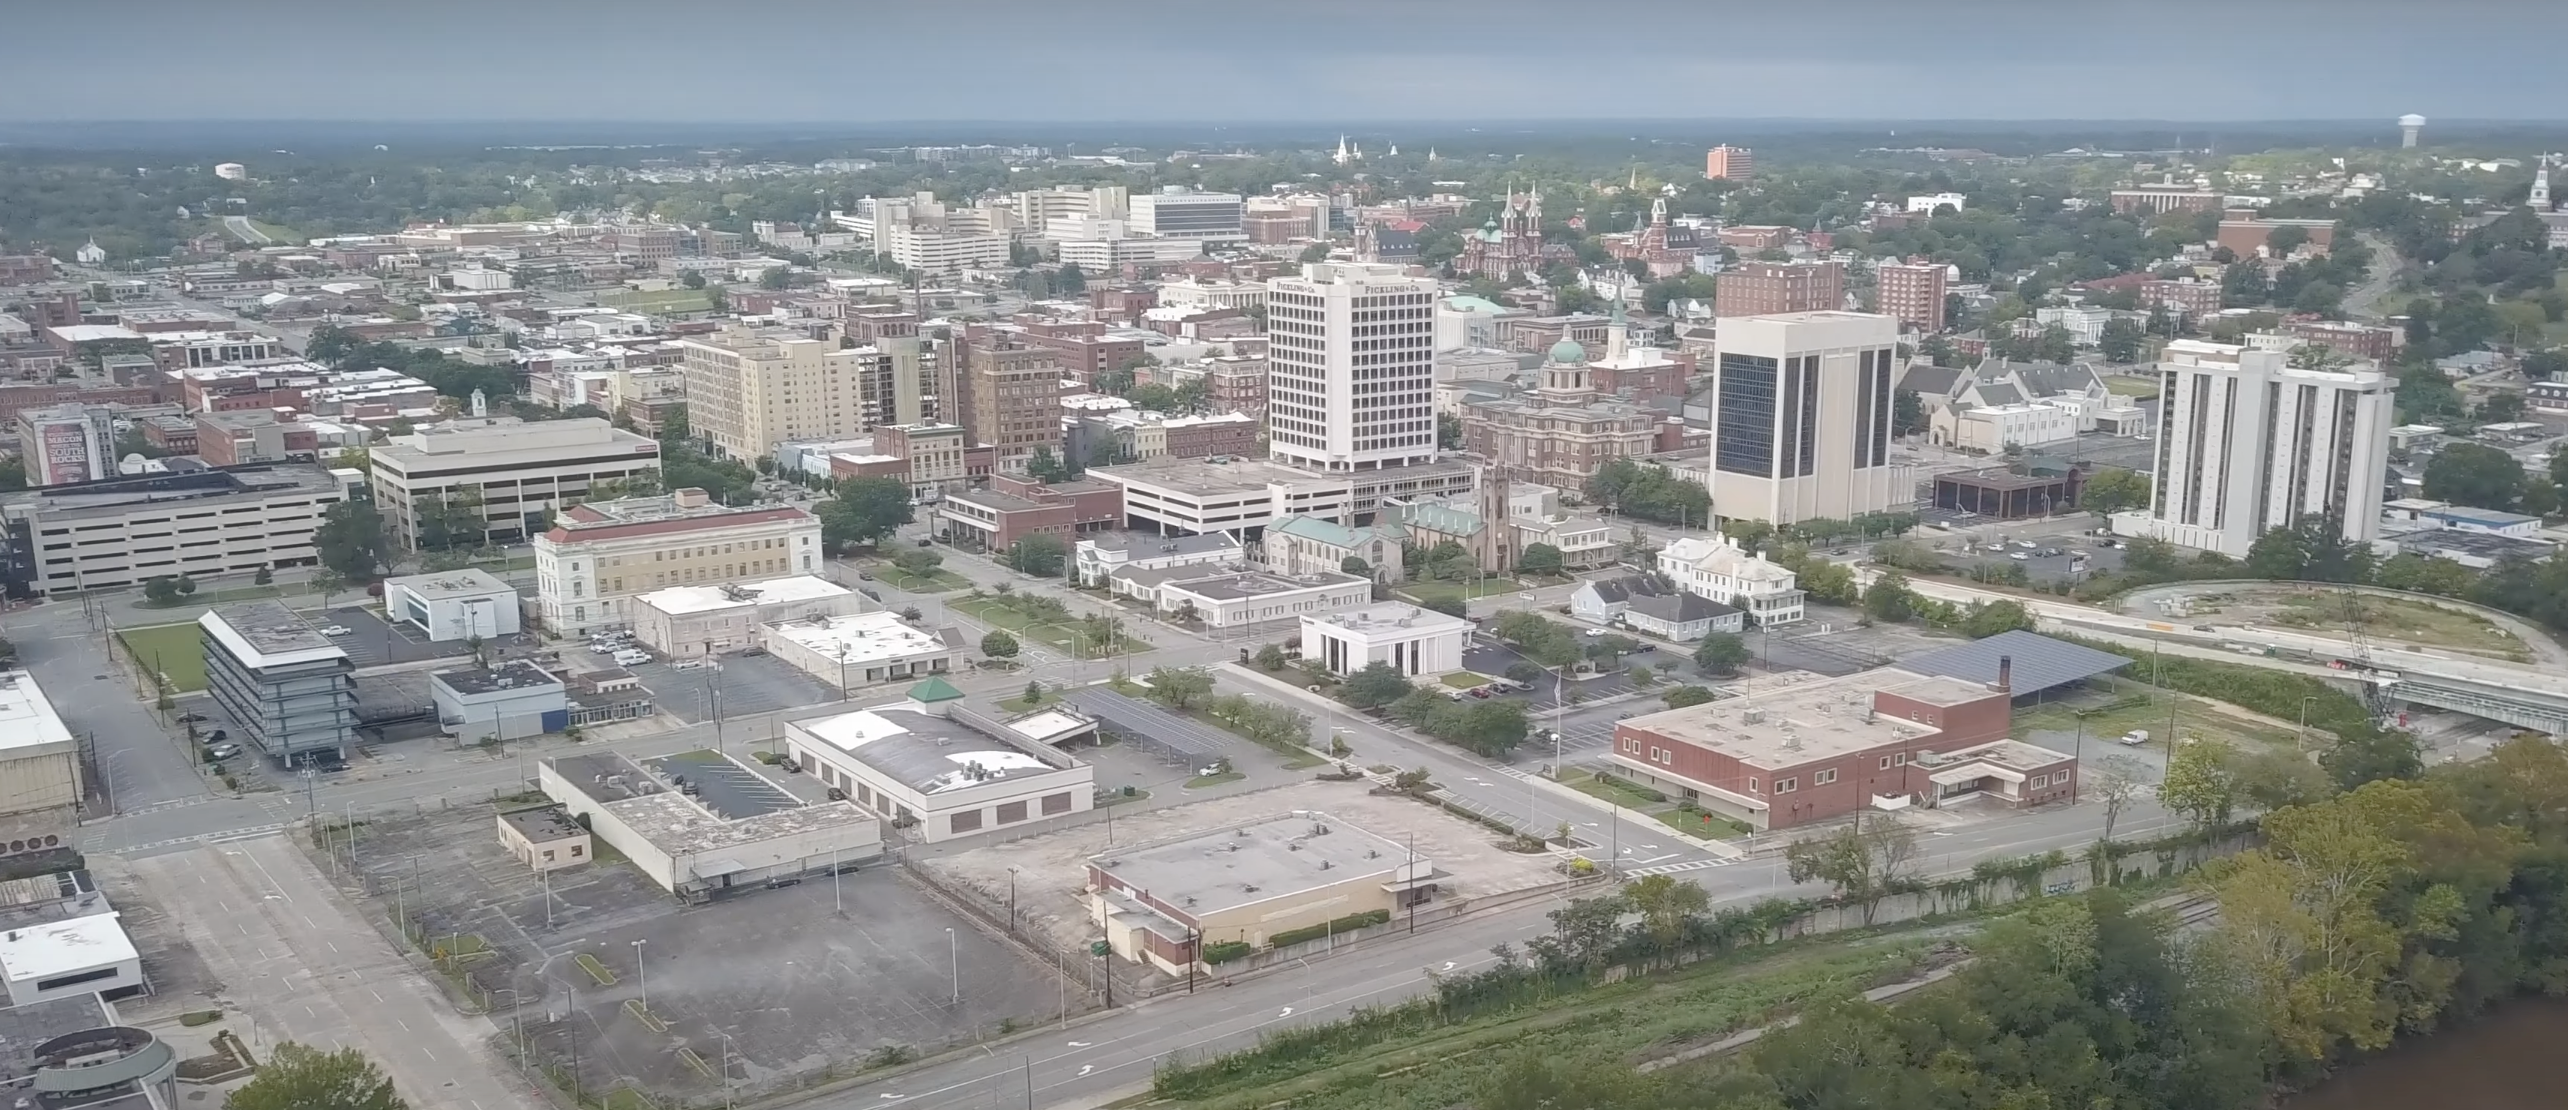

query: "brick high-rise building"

left=1703, top=145, right=1754, bottom=181
left=953, top=328, right=1065, bottom=464
left=1874, top=261, right=1948, bottom=333
left=1714, top=260, right=1845, bottom=319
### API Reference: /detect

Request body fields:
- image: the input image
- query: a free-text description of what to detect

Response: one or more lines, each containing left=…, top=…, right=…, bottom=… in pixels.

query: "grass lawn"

left=1437, top=671, right=1495, bottom=690
left=595, top=287, right=715, bottom=314
left=2013, top=692, right=2302, bottom=754
left=2270, top=593, right=2528, bottom=661
left=2103, top=376, right=2162, bottom=399
left=248, top=220, right=301, bottom=245
left=117, top=623, right=206, bottom=693
left=1564, top=769, right=1668, bottom=809
left=1397, top=577, right=1525, bottom=608
left=875, top=566, right=971, bottom=593
left=1186, top=771, right=1246, bottom=789
left=1654, top=807, right=1751, bottom=838
left=947, top=595, right=1153, bottom=657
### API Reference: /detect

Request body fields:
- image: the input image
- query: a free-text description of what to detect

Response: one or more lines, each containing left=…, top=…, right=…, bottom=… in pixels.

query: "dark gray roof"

left=1086, top=530, right=1241, bottom=556
left=2013, top=361, right=2098, bottom=399
left=1897, top=630, right=2130, bottom=694
left=1972, top=383, right=2025, bottom=407
left=1582, top=575, right=1659, bottom=604
left=1898, top=362, right=1964, bottom=397
left=1626, top=591, right=1738, bottom=622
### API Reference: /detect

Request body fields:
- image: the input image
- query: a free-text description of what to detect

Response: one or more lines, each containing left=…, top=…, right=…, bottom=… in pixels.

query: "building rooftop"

left=794, top=703, right=1082, bottom=795
left=764, top=611, right=959, bottom=665
left=1306, top=601, right=1474, bottom=637
left=432, top=659, right=563, bottom=697
left=544, top=491, right=811, bottom=545
left=499, top=805, right=586, bottom=843
left=1089, top=455, right=1343, bottom=496
left=383, top=567, right=515, bottom=601
left=200, top=601, right=348, bottom=669
left=0, top=992, right=155, bottom=1110
left=1162, top=569, right=1363, bottom=601
left=1620, top=668, right=1992, bottom=768
left=0, top=911, right=136, bottom=988
left=0, top=672, right=75, bottom=758
left=1092, top=811, right=1424, bottom=920
left=0, top=462, right=348, bottom=523
left=638, top=575, right=852, bottom=616
left=1082, top=530, right=1242, bottom=557
left=548, top=750, right=870, bottom=855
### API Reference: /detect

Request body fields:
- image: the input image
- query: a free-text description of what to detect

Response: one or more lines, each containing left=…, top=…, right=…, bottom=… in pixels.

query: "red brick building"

left=1202, top=356, right=1267, bottom=420
left=2139, top=279, right=2224, bottom=319
left=1715, top=225, right=1792, bottom=251
left=1714, top=260, right=1845, bottom=318
left=2109, top=188, right=2221, bottom=216
left=2289, top=320, right=2398, bottom=363
left=1609, top=666, right=2074, bottom=831
left=1703, top=145, right=1754, bottom=181
left=932, top=475, right=1123, bottom=553
left=1875, top=261, right=1948, bottom=333
left=0, top=256, right=56, bottom=286
left=2216, top=211, right=2337, bottom=259
left=1018, top=323, right=1144, bottom=389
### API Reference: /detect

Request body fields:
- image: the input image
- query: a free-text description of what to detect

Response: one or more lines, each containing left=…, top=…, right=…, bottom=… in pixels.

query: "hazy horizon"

left=11, top=0, right=2563, bottom=125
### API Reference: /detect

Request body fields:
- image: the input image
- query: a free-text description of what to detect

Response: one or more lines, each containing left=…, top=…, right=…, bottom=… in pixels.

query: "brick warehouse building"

left=1608, top=660, right=2077, bottom=831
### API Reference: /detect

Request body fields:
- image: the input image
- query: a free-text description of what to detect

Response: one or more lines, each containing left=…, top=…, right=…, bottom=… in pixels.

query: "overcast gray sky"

left=10, top=0, right=2557, bottom=123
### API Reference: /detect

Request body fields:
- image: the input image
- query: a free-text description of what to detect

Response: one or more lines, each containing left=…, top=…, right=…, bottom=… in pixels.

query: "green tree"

left=1025, top=444, right=1074, bottom=484
left=1693, top=633, right=1750, bottom=676
left=822, top=476, right=915, bottom=549
left=890, top=548, right=943, bottom=577
left=412, top=487, right=486, bottom=551
left=2079, top=467, right=2152, bottom=518
left=1862, top=572, right=1917, bottom=623
left=1297, top=242, right=1332, bottom=263
left=2423, top=441, right=2527, bottom=510
left=1252, top=643, right=1290, bottom=671
left=1005, top=534, right=1068, bottom=576
left=1514, top=543, right=1564, bottom=576
left=1340, top=661, right=1414, bottom=709
left=1661, top=685, right=1716, bottom=709
left=1891, top=389, right=1926, bottom=436
left=1144, top=665, right=1215, bottom=711
left=1504, top=661, right=1546, bottom=685
left=225, top=1043, right=407, bottom=1110
left=1962, top=600, right=2036, bottom=638
left=2264, top=224, right=2310, bottom=258
left=0, top=457, right=24, bottom=491
left=679, top=270, right=706, bottom=289
left=1437, top=412, right=1463, bottom=449
left=1783, top=819, right=1920, bottom=924
left=143, top=576, right=180, bottom=605
left=2157, top=739, right=2239, bottom=829
left=1056, top=263, right=1087, bottom=294
left=313, top=500, right=389, bottom=580
left=2097, top=317, right=2147, bottom=363
left=980, top=631, right=1019, bottom=658
left=1623, top=873, right=1711, bottom=964
left=1339, top=555, right=1371, bottom=578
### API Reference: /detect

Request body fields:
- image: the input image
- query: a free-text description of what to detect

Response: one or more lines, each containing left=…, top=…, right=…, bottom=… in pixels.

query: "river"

left=2287, top=997, right=2568, bottom=1109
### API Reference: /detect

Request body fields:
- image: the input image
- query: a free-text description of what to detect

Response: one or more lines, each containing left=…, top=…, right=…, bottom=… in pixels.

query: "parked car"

left=2013, top=540, right=2036, bottom=550
left=205, top=743, right=242, bottom=760
left=739, top=646, right=768, bottom=657
left=858, top=571, right=875, bottom=580
left=1505, top=679, right=1535, bottom=692
left=2036, top=547, right=2062, bottom=557
left=671, top=658, right=714, bottom=672
left=2119, top=729, right=2151, bottom=746
left=613, top=650, right=651, bottom=666
left=318, top=625, right=352, bottom=636
left=2008, top=552, right=2031, bottom=561
left=1467, top=687, right=1492, bottom=699
left=176, top=713, right=209, bottom=724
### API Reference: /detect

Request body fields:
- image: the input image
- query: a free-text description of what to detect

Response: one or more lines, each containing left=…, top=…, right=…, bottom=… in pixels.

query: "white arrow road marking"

left=1442, top=961, right=1457, bottom=971
left=878, top=1095, right=900, bottom=1101
left=1078, top=1065, right=1094, bottom=1077
left=1278, top=1007, right=1294, bottom=1018
left=1067, top=1041, right=1092, bottom=1048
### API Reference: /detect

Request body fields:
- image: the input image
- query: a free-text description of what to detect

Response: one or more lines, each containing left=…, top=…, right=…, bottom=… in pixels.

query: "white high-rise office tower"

left=2133, top=339, right=2392, bottom=558
left=1707, top=311, right=1907, bottom=524
left=1264, top=262, right=1439, bottom=473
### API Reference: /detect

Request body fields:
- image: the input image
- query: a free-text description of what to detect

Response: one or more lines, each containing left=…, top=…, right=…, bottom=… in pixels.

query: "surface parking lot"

left=314, top=605, right=479, bottom=667
left=595, top=651, right=848, bottom=723
left=344, top=804, right=1074, bottom=1105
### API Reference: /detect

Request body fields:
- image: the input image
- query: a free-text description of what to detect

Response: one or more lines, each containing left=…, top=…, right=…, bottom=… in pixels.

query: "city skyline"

left=8, top=0, right=2565, bottom=125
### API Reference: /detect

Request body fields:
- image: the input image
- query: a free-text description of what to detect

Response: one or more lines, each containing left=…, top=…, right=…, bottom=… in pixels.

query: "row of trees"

left=1140, top=666, right=1315, bottom=752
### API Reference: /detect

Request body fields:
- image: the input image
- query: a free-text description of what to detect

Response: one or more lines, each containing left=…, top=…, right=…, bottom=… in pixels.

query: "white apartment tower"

left=1707, top=312, right=1908, bottom=525
left=1265, top=262, right=1438, bottom=473
left=2128, top=339, right=2392, bottom=558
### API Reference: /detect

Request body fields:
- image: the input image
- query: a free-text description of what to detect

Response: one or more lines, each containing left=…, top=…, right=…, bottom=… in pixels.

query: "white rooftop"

left=0, top=672, right=74, bottom=758
left=765, top=611, right=949, bottom=664
left=1007, top=710, right=1090, bottom=745
left=638, top=575, right=852, bottom=616
left=0, top=911, right=137, bottom=984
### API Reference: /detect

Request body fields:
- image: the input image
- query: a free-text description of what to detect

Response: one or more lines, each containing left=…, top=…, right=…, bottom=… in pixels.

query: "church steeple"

left=2535, top=155, right=2554, bottom=211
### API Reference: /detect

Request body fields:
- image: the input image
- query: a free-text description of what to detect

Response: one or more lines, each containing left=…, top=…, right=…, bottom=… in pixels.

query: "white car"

left=2119, top=729, right=2151, bottom=746
left=2008, top=552, right=2030, bottom=561
left=671, top=658, right=714, bottom=672
left=612, top=650, right=651, bottom=666
left=318, top=625, right=352, bottom=637
left=2013, top=540, right=2036, bottom=550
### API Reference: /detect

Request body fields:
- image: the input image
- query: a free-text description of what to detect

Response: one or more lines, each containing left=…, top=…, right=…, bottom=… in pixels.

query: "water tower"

left=2399, top=114, right=2427, bottom=149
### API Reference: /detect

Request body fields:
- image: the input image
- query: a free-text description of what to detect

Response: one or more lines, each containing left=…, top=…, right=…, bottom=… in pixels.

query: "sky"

left=10, top=0, right=2562, bottom=124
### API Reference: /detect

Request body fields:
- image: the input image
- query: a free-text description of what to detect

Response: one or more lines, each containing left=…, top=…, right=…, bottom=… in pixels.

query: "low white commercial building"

left=534, top=489, right=824, bottom=637
left=1073, top=532, right=1243, bottom=587
left=540, top=749, right=881, bottom=898
left=371, top=416, right=662, bottom=550
left=1143, top=568, right=1371, bottom=629
left=784, top=683, right=1096, bottom=844
left=383, top=568, right=521, bottom=642
left=762, top=611, right=966, bottom=694
left=632, top=575, right=865, bottom=659
left=1300, top=601, right=1472, bottom=677
left=431, top=660, right=569, bottom=744
left=0, top=910, right=142, bottom=1008
left=0, top=464, right=362, bottom=597
left=1930, top=401, right=2078, bottom=454
left=0, top=672, right=83, bottom=837
left=1087, top=456, right=1476, bottom=538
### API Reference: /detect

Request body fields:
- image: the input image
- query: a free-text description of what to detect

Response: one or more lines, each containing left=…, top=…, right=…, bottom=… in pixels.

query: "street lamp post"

left=1006, top=866, right=1019, bottom=932
left=945, top=927, right=959, bottom=1004
left=631, top=939, right=649, bottom=1010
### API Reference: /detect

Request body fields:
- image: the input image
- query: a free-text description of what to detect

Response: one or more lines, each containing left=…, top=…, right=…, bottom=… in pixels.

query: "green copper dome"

left=1548, top=337, right=1586, bottom=364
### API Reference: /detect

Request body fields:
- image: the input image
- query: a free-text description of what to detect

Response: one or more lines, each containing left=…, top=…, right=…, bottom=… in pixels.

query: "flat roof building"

left=0, top=464, right=360, bottom=598
left=631, top=574, right=863, bottom=659
left=783, top=690, right=1093, bottom=844
left=383, top=568, right=520, bottom=642
left=762, top=612, right=967, bottom=697
left=431, top=660, right=569, bottom=744
left=539, top=749, right=881, bottom=897
left=1087, top=811, right=1436, bottom=975
left=495, top=805, right=592, bottom=872
left=533, top=488, right=822, bottom=637
left=370, top=416, right=662, bottom=550
left=1300, top=601, right=1472, bottom=677
left=1611, top=665, right=2070, bottom=830
left=1088, top=455, right=1475, bottom=536
left=199, top=601, right=355, bottom=764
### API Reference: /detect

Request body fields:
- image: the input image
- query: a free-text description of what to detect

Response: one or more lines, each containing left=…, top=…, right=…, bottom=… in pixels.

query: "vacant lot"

left=332, top=803, right=1076, bottom=1106
left=874, top=566, right=970, bottom=593
left=118, top=622, right=206, bottom=692
left=2013, top=683, right=2304, bottom=762
left=2102, top=376, right=2161, bottom=398
left=949, top=595, right=1151, bottom=657
left=921, top=778, right=1565, bottom=958
left=1396, top=577, right=1525, bottom=608
left=2270, top=593, right=2528, bottom=661
left=595, top=288, right=716, bottom=314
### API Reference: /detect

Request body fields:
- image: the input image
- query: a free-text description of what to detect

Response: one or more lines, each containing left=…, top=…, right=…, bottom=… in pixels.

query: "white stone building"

left=1656, top=534, right=1806, bottom=626
left=1300, top=601, right=1472, bottom=677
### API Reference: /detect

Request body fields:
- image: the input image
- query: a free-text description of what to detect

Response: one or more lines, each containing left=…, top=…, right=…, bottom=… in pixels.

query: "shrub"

left=1267, top=910, right=1392, bottom=948
left=1202, top=940, right=1253, bottom=965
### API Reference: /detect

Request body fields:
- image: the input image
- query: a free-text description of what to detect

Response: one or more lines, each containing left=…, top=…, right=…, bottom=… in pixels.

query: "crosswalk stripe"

left=1623, top=858, right=1735, bottom=876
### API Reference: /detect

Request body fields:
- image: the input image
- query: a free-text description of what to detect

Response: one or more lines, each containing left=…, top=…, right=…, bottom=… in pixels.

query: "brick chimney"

left=1994, top=655, right=2013, bottom=695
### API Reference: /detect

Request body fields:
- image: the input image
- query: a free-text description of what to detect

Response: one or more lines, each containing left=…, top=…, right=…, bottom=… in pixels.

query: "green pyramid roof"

left=905, top=676, right=965, bottom=704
